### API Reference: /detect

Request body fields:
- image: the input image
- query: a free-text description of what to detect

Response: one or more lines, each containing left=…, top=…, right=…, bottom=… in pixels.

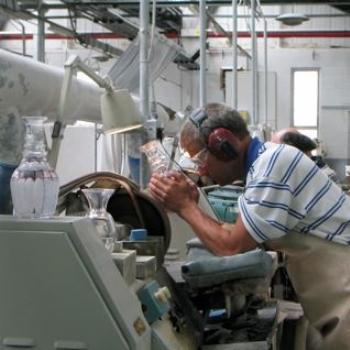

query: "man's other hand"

left=148, top=171, right=199, bottom=214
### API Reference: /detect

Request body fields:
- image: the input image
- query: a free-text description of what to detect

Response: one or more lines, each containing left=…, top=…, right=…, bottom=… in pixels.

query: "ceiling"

left=1, top=0, right=349, bottom=69
left=11, top=1, right=350, bottom=35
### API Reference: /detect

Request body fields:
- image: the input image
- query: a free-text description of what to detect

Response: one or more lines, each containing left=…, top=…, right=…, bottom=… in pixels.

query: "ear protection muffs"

left=189, top=108, right=240, bottom=160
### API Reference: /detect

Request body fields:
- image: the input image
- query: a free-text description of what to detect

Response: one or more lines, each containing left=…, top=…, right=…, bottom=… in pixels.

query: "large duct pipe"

left=0, top=49, right=102, bottom=123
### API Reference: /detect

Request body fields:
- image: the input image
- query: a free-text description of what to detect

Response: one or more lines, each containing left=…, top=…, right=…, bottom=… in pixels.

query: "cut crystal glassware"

left=82, top=188, right=117, bottom=251
left=10, top=116, right=59, bottom=218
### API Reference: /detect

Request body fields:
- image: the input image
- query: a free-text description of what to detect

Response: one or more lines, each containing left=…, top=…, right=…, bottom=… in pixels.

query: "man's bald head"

left=271, top=128, right=299, bottom=144
left=272, top=128, right=316, bottom=155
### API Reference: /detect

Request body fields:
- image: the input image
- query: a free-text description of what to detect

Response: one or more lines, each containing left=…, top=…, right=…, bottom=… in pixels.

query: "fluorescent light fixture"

left=100, top=89, right=143, bottom=134
left=276, top=13, right=309, bottom=26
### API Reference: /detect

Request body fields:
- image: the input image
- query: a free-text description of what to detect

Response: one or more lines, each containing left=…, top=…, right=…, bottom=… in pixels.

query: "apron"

left=266, top=232, right=350, bottom=350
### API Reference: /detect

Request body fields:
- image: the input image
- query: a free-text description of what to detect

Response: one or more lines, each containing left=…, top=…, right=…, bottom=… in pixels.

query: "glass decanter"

left=140, top=139, right=171, bottom=174
left=82, top=188, right=117, bottom=249
left=10, top=117, right=59, bottom=218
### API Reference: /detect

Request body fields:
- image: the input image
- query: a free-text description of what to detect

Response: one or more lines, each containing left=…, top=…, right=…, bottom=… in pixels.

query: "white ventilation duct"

left=107, top=33, right=179, bottom=94
left=0, top=49, right=103, bottom=123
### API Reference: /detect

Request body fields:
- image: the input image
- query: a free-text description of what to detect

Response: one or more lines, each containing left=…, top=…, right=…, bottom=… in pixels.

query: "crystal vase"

left=140, top=140, right=170, bottom=174
left=10, top=117, right=59, bottom=218
left=82, top=188, right=117, bottom=248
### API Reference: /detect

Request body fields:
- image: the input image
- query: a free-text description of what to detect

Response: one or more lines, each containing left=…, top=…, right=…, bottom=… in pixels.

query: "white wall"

left=262, top=47, right=350, bottom=177
left=224, top=70, right=277, bottom=127
left=1, top=3, right=350, bottom=180
left=44, top=124, right=97, bottom=186
left=153, top=63, right=194, bottom=111
left=190, top=47, right=350, bottom=179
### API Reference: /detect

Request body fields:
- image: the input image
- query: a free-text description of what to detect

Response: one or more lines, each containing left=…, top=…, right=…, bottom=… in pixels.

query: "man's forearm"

left=178, top=203, right=246, bottom=256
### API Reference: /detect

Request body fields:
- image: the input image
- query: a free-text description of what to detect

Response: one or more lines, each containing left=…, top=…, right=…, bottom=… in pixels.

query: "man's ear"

left=207, top=128, right=241, bottom=160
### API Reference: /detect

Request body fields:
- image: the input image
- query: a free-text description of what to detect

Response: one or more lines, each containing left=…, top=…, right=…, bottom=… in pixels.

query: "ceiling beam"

left=15, top=1, right=350, bottom=9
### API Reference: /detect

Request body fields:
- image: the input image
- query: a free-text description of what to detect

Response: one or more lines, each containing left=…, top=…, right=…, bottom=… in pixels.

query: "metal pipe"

left=181, top=13, right=350, bottom=19
left=94, top=123, right=98, bottom=173
left=75, top=57, right=112, bottom=89
left=13, top=20, right=27, bottom=56
left=199, top=0, right=207, bottom=107
left=251, top=0, right=258, bottom=125
left=232, top=0, right=238, bottom=109
left=139, top=0, right=150, bottom=188
left=35, top=2, right=45, bottom=62
left=2, top=30, right=350, bottom=41
left=18, top=0, right=350, bottom=7
left=264, top=18, right=268, bottom=125
left=21, top=22, right=26, bottom=56
left=120, top=133, right=127, bottom=176
left=205, top=10, right=251, bottom=59
left=9, top=20, right=27, bottom=56
left=140, top=0, right=150, bottom=122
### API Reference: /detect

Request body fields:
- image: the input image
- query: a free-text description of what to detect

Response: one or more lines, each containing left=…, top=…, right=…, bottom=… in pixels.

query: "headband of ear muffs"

left=189, top=108, right=239, bottom=160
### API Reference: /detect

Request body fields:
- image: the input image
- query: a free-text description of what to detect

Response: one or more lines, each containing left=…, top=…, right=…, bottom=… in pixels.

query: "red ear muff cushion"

left=207, top=128, right=240, bottom=160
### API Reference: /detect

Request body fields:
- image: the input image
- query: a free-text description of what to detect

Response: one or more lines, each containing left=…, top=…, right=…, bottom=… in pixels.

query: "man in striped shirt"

left=149, top=103, right=350, bottom=350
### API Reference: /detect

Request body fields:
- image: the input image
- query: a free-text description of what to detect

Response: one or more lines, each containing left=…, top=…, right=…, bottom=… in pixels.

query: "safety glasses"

left=190, top=148, right=209, bottom=169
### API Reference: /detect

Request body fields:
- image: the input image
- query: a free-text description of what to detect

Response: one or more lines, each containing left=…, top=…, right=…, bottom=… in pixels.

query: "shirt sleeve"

left=238, top=176, right=306, bottom=243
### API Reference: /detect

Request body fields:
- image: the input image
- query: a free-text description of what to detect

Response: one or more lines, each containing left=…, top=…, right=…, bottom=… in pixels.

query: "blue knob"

left=129, top=228, right=148, bottom=241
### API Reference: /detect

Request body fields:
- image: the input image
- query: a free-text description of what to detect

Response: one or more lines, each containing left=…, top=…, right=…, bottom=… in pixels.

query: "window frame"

left=291, top=68, right=320, bottom=137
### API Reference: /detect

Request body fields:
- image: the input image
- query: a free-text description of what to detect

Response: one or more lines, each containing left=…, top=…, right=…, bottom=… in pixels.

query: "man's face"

left=188, top=146, right=243, bottom=186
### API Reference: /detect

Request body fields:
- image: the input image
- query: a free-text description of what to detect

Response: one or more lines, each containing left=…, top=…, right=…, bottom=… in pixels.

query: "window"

left=292, top=69, right=319, bottom=138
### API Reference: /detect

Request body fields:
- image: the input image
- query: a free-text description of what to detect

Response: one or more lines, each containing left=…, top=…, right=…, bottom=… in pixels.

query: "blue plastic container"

left=207, top=185, right=243, bottom=223
left=128, top=156, right=140, bottom=185
left=129, top=228, right=148, bottom=241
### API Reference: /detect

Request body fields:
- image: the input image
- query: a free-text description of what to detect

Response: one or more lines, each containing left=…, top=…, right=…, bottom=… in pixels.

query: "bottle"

left=140, top=140, right=170, bottom=174
left=10, top=117, right=59, bottom=218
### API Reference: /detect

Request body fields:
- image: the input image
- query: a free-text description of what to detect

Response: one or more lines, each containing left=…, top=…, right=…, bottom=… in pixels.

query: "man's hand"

left=149, top=172, right=257, bottom=256
left=148, top=171, right=199, bottom=214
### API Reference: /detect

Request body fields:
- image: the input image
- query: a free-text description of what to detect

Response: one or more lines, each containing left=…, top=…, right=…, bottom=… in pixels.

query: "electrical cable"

left=243, top=0, right=252, bottom=32
left=254, top=0, right=264, bottom=19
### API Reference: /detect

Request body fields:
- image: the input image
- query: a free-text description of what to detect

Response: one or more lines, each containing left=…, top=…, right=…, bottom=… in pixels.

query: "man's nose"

left=198, top=165, right=208, bottom=177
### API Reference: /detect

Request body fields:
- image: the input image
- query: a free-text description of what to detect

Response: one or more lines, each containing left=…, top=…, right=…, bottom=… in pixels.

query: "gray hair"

left=180, top=103, right=249, bottom=151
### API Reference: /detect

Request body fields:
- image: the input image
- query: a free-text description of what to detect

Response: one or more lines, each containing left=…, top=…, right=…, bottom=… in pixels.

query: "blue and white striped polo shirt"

left=239, top=142, right=350, bottom=245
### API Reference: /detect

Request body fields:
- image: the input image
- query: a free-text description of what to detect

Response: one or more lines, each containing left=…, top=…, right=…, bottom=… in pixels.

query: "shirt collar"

left=244, top=137, right=264, bottom=178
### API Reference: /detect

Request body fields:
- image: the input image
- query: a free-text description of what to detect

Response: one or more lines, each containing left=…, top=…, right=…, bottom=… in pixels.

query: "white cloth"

left=267, top=233, right=350, bottom=350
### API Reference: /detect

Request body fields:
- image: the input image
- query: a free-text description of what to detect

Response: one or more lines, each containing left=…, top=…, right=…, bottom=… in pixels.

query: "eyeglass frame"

left=190, top=148, right=209, bottom=169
